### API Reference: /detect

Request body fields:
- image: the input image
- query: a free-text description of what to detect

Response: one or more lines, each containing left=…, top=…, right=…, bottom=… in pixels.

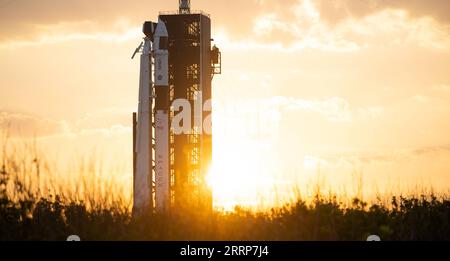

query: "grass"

left=1, top=190, right=449, bottom=240
left=0, top=135, right=449, bottom=241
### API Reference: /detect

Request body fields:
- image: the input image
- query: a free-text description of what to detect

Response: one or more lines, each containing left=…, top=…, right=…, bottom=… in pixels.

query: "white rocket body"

left=134, top=37, right=152, bottom=214
left=153, top=19, right=170, bottom=212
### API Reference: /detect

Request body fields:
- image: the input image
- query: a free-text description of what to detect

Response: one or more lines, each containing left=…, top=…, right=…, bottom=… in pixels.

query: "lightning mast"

left=179, top=0, right=191, bottom=14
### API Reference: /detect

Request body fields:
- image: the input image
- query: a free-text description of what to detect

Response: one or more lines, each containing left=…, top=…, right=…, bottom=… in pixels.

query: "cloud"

left=216, top=96, right=384, bottom=126
left=313, top=0, right=450, bottom=25
left=412, top=95, right=431, bottom=104
left=64, top=108, right=133, bottom=138
left=0, top=0, right=269, bottom=43
left=316, top=146, right=450, bottom=167
left=303, top=155, right=328, bottom=170
left=75, top=124, right=131, bottom=138
left=0, top=20, right=141, bottom=49
left=268, top=96, right=353, bottom=122
left=252, top=1, right=450, bottom=52
left=356, top=106, right=384, bottom=119
left=244, top=0, right=362, bottom=52
left=215, top=0, right=449, bottom=53
left=0, top=112, right=67, bottom=138
left=435, top=84, right=450, bottom=94
left=0, top=110, right=131, bottom=139
left=1, top=0, right=448, bottom=52
left=0, top=0, right=171, bottom=41
left=73, top=108, right=132, bottom=132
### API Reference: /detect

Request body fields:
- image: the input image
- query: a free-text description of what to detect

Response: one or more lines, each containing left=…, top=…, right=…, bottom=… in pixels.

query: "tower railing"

left=159, top=10, right=210, bottom=18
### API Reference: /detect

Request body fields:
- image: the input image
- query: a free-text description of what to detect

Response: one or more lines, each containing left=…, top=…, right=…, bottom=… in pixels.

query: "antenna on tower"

left=179, top=0, right=190, bottom=14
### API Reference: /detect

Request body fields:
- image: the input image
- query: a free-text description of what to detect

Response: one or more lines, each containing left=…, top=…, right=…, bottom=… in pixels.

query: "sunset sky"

left=1, top=0, right=450, bottom=209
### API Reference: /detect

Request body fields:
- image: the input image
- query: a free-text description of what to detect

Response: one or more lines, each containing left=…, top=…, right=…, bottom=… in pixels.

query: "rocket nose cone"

left=155, top=19, right=168, bottom=38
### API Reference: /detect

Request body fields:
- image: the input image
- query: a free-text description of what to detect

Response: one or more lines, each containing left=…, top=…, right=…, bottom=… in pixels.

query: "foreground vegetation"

left=0, top=136, right=449, bottom=241
left=1, top=190, right=449, bottom=241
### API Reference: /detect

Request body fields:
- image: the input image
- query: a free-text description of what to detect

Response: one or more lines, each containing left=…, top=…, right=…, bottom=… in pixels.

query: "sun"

left=207, top=138, right=272, bottom=211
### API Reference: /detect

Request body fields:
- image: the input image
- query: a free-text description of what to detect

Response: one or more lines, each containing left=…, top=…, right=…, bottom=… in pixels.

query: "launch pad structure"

left=132, top=0, right=221, bottom=215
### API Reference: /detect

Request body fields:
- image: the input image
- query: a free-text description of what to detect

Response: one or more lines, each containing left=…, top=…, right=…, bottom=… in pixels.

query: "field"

left=1, top=190, right=449, bottom=241
left=1, top=175, right=449, bottom=241
left=0, top=138, right=449, bottom=241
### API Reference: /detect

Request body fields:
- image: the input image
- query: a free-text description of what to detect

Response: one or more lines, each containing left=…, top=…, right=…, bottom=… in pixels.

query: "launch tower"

left=132, top=0, right=221, bottom=215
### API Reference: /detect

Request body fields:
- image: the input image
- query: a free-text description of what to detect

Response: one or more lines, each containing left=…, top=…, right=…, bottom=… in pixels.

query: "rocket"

left=153, top=19, right=170, bottom=212
left=133, top=19, right=170, bottom=215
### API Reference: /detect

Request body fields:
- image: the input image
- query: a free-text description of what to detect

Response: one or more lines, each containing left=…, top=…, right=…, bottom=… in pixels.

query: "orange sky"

left=1, top=0, right=450, bottom=209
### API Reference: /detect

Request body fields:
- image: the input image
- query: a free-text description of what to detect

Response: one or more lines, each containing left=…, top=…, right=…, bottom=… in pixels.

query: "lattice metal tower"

left=133, top=0, right=221, bottom=215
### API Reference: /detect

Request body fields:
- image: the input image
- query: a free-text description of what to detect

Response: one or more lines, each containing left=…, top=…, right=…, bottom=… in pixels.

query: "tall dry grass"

left=0, top=132, right=449, bottom=240
left=0, top=131, right=131, bottom=212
